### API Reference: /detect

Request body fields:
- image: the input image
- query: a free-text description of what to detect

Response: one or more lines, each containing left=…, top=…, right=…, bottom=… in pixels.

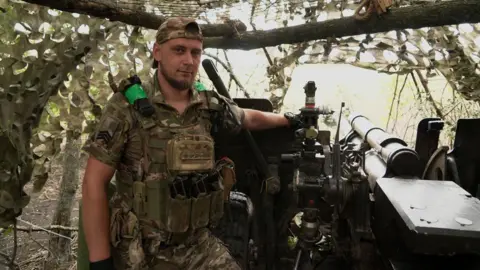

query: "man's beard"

left=159, top=62, right=193, bottom=90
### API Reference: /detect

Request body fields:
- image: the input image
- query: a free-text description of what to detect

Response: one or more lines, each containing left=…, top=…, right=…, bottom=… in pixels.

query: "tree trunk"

left=43, top=130, right=81, bottom=270
left=20, top=0, right=480, bottom=50
left=204, top=0, right=480, bottom=49
left=20, top=0, right=246, bottom=37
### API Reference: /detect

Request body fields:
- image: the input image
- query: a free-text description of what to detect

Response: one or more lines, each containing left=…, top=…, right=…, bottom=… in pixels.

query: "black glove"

left=284, top=112, right=303, bottom=130
left=90, top=256, right=115, bottom=270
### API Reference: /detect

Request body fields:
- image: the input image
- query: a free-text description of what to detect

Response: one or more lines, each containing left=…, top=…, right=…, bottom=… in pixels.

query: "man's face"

left=153, top=38, right=202, bottom=91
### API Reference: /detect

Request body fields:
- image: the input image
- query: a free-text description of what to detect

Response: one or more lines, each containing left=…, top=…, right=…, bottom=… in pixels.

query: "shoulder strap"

left=197, top=90, right=224, bottom=136
left=198, top=89, right=224, bottom=110
left=198, top=90, right=210, bottom=109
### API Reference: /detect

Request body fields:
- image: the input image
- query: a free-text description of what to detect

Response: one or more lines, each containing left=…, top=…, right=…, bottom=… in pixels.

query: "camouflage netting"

left=0, top=0, right=479, bottom=225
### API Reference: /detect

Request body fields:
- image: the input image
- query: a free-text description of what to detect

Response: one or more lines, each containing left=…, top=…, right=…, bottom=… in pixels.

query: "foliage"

left=199, top=0, right=480, bottom=110
left=0, top=1, right=157, bottom=194
left=300, top=24, right=480, bottom=101
left=0, top=0, right=477, bottom=208
left=0, top=0, right=479, bottom=269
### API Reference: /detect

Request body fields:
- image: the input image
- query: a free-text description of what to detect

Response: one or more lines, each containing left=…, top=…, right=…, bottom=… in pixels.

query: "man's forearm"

left=243, top=109, right=289, bottom=130
left=82, top=181, right=111, bottom=262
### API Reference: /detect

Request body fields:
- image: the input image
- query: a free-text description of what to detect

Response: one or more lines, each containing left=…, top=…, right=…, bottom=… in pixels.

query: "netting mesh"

left=108, top=0, right=362, bottom=25
left=109, top=0, right=443, bottom=25
left=0, top=0, right=478, bottom=195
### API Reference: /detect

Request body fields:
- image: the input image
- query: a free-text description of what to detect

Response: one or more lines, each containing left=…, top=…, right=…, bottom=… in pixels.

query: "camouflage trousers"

left=110, top=216, right=241, bottom=270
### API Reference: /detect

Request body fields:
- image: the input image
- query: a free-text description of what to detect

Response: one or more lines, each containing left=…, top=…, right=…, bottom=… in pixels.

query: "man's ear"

left=153, top=42, right=162, bottom=62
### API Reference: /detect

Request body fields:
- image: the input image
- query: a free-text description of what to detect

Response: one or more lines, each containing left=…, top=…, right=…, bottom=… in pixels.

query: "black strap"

left=198, top=91, right=217, bottom=135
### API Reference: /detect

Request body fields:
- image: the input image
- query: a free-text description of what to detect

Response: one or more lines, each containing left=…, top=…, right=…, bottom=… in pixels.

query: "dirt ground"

left=0, top=153, right=87, bottom=270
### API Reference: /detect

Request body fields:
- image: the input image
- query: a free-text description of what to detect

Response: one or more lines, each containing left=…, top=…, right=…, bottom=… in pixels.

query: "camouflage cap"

left=156, top=17, right=203, bottom=44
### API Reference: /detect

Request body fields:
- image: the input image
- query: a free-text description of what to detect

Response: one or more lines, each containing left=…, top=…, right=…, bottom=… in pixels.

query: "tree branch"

left=13, top=218, right=74, bottom=240
left=21, top=0, right=247, bottom=37
left=203, top=52, right=250, bottom=98
left=22, top=0, right=480, bottom=50
left=412, top=70, right=452, bottom=126
left=204, top=0, right=480, bottom=49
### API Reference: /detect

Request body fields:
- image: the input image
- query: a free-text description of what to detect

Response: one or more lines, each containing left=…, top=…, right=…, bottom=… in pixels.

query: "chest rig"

left=116, top=77, right=231, bottom=240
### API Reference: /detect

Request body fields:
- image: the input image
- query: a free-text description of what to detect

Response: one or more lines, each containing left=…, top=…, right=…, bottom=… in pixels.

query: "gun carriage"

left=77, top=59, right=480, bottom=270
left=207, top=59, right=480, bottom=270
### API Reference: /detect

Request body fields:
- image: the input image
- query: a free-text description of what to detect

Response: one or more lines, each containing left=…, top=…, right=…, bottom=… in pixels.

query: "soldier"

left=81, top=17, right=300, bottom=270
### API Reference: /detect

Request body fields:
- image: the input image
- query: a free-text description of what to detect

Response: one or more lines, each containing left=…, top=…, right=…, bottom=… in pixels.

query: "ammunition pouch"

left=216, top=157, right=237, bottom=200
left=128, top=171, right=225, bottom=236
left=114, top=159, right=237, bottom=248
left=109, top=206, right=145, bottom=268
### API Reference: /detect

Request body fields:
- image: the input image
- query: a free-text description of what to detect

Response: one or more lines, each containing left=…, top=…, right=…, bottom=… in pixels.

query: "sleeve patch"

left=95, top=131, right=113, bottom=144
left=94, top=115, right=120, bottom=145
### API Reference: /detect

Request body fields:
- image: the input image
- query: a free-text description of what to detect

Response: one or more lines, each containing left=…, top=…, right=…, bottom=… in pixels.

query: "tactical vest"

left=115, top=81, right=234, bottom=241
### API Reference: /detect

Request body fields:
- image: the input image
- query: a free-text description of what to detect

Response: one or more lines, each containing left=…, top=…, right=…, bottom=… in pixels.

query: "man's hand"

left=284, top=112, right=303, bottom=130
left=242, top=109, right=290, bottom=130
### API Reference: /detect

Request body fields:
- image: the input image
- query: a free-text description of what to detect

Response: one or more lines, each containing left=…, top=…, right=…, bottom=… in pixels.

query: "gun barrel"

left=348, top=113, right=421, bottom=177
left=202, top=59, right=230, bottom=98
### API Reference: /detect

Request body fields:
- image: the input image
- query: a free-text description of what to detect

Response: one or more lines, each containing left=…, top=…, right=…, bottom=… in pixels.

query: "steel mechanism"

left=279, top=81, right=339, bottom=269
left=271, top=79, right=480, bottom=269
left=207, top=75, right=480, bottom=270
left=75, top=61, right=480, bottom=270
left=336, top=113, right=480, bottom=270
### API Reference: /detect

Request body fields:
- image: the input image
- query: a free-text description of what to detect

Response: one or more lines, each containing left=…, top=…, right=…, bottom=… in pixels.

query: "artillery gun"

left=332, top=112, right=480, bottom=270
left=76, top=61, right=480, bottom=270
left=211, top=72, right=480, bottom=270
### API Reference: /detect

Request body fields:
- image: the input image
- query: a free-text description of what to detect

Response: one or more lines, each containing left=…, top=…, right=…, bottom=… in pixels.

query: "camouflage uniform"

left=83, top=17, right=244, bottom=270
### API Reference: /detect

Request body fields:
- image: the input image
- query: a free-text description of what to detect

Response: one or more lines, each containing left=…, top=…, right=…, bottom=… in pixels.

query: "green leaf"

left=2, top=226, right=12, bottom=236
left=46, top=101, right=60, bottom=117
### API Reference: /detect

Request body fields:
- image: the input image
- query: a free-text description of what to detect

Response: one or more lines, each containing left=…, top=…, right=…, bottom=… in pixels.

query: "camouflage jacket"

left=81, top=73, right=246, bottom=266
left=82, top=72, right=245, bottom=171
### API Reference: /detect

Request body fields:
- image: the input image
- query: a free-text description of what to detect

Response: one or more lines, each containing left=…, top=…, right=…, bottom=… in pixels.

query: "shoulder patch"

left=97, top=92, right=136, bottom=133
left=94, top=115, right=120, bottom=145
left=95, top=130, right=113, bottom=145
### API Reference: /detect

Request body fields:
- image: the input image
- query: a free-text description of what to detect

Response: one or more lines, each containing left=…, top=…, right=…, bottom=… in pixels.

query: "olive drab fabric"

left=216, top=157, right=236, bottom=201
left=82, top=69, right=245, bottom=270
